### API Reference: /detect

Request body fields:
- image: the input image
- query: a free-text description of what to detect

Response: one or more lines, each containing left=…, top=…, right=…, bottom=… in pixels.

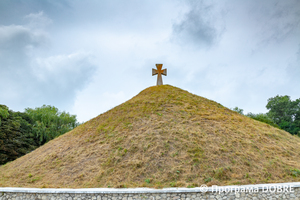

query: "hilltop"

left=1, top=85, right=300, bottom=188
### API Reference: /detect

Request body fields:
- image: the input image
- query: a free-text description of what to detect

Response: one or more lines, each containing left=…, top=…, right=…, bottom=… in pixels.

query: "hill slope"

left=1, top=85, right=300, bottom=188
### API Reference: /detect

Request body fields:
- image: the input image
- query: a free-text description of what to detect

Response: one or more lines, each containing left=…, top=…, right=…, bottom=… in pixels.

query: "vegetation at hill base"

left=0, top=85, right=300, bottom=188
left=25, top=105, right=78, bottom=145
left=232, top=95, right=300, bottom=136
left=0, top=105, right=78, bottom=165
left=267, top=95, right=300, bottom=136
left=246, top=113, right=279, bottom=129
left=0, top=105, right=37, bottom=165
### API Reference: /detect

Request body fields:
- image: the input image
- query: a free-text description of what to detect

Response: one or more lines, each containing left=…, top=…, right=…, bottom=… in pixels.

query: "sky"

left=0, top=0, right=299, bottom=123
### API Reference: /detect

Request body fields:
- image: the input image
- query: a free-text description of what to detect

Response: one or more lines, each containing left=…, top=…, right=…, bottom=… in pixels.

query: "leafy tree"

left=0, top=104, right=78, bottom=165
left=0, top=105, right=9, bottom=126
left=0, top=105, right=37, bottom=165
left=266, top=95, right=300, bottom=136
left=232, top=107, right=244, bottom=115
left=25, top=105, right=78, bottom=145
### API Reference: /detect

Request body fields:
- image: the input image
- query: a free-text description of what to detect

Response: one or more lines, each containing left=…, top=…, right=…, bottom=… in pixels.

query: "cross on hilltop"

left=152, top=64, right=167, bottom=86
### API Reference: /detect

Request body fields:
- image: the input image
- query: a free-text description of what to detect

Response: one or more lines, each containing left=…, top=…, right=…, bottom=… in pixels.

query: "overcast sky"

left=0, top=0, right=299, bottom=122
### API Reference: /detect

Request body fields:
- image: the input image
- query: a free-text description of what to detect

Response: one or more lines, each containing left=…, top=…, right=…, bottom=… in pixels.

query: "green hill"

left=1, top=85, right=300, bottom=188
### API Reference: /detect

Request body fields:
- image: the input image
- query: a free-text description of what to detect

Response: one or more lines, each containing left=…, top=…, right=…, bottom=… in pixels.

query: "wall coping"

left=0, top=182, right=300, bottom=194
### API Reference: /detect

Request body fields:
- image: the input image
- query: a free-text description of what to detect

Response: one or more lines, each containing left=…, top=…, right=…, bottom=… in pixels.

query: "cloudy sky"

left=0, top=0, right=299, bottom=122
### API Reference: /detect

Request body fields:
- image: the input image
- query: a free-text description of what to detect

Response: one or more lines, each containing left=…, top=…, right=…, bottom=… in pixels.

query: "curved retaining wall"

left=1, top=182, right=300, bottom=200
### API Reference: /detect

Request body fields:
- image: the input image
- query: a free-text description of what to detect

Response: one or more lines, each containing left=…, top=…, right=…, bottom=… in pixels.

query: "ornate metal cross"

left=152, top=64, right=167, bottom=86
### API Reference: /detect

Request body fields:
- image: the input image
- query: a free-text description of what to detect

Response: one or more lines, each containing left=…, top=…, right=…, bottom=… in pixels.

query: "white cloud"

left=172, top=0, right=225, bottom=49
left=24, top=11, right=53, bottom=29
left=250, top=0, right=300, bottom=45
left=0, top=12, right=96, bottom=112
left=0, top=1, right=300, bottom=123
left=34, top=53, right=96, bottom=86
left=0, top=25, right=47, bottom=59
left=30, top=52, right=97, bottom=105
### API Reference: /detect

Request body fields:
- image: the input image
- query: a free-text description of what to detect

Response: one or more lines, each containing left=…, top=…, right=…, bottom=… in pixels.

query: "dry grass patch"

left=1, top=85, right=300, bottom=188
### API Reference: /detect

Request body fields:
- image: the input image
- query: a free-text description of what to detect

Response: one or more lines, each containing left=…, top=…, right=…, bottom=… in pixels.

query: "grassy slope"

left=0, top=85, right=300, bottom=188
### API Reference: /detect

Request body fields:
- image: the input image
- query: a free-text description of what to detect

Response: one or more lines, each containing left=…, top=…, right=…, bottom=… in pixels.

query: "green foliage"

left=0, top=105, right=9, bottom=126
left=25, top=105, right=78, bottom=145
left=187, top=185, right=195, bottom=188
left=204, top=177, right=212, bottom=183
left=266, top=95, right=300, bottom=136
left=246, top=113, right=279, bottom=128
left=245, top=173, right=249, bottom=178
left=0, top=104, right=78, bottom=165
left=214, top=167, right=224, bottom=180
left=232, top=107, right=244, bottom=115
left=170, top=182, right=176, bottom=187
left=0, top=105, right=38, bottom=165
left=234, top=95, right=300, bottom=136
left=290, top=169, right=300, bottom=177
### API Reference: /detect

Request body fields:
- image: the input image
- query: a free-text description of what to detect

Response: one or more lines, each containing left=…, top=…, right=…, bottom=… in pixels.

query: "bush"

left=246, top=113, right=279, bottom=128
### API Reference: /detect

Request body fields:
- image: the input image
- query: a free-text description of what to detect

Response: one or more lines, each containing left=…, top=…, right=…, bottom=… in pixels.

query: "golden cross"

left=152, top=64, right=167, bottom=86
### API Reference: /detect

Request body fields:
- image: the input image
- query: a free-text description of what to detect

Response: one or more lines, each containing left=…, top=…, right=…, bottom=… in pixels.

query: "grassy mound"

left=1, top=85, right=300, bottom=188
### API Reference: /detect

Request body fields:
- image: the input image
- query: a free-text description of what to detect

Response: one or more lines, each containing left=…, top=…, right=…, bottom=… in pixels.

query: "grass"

left=0, top=85, right=300, bottom=188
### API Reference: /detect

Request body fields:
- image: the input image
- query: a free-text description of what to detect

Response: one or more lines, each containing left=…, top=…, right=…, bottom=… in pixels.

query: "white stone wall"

left=1, top=182, right=300, bottom=200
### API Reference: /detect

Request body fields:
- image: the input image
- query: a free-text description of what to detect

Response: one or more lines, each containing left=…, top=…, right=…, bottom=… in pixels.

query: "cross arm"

left=152, top=68, right=158, bottom=76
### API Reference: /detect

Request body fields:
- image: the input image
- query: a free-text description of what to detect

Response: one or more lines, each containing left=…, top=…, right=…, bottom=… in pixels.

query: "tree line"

left=0, top=105, right=78, bottom=165
left=233, top=95, right=300, bottom=137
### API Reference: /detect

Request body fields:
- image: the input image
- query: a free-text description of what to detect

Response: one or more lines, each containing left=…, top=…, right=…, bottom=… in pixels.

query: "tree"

left=266, top=95, right=300, bottom=136
left=0, top=105, right=9, bottom=126
left=0, top=105, right=37, bottom=165
left=232, top=107, right=244, bottom=115
left=0, top=104, right=78, bottom=165
left=25, top=105, right=78, bottom=145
